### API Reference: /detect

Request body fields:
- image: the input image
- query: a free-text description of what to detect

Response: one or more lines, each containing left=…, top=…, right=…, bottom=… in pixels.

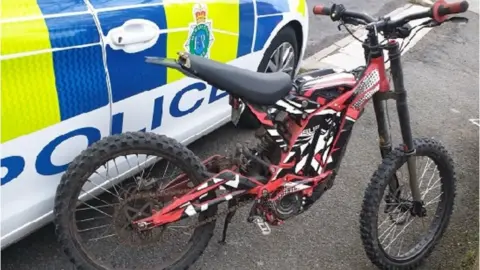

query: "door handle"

left=106, top=19, right=160, bottom=53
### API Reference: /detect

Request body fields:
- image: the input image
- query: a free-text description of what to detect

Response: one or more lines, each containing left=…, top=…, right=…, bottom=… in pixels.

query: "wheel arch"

left=259, top=16, right=308, bottom=76
left=284, top=20, right=304, bottom=58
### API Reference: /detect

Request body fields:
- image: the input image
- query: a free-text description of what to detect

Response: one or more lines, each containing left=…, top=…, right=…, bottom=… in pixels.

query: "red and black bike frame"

left=133, top=24, right=426, bottom=229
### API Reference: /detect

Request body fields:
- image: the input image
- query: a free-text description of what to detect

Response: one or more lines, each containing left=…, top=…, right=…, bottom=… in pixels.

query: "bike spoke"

left=421, top=178, right=441, bottom=199
left=124, top=155, right=132, bottom=169
left=105, top=163, right=121, bottom=197
left=76, top=204, right=120, bottom=211
left=76, top=216, right=111, bottom=223
left=379, top=211, right=409, bottom=241
left=384, top=218, right=416, bottom=251
left=425, top=193, right=443, bottom=206
left=396, top=235, right=405, bottom=256
left=88, top=233, right=117, bottom=242
left=144, top=156, right=158, bottom=179
left=383, top=222, right=398, bottom=253
left=80, top=188, right=114, bottom=207
left=163, top=161, right=171, bottom=178
left=418, top=158, right=433, bottom=189
left=79, top=201, right=113, bottom=218
left=78, top=224, right=111, bottom=233
left=84, top=179, right=123, bottom=202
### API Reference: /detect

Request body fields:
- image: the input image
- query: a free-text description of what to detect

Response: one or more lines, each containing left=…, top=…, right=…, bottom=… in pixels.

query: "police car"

left=0, top=0, right=308, bottom=249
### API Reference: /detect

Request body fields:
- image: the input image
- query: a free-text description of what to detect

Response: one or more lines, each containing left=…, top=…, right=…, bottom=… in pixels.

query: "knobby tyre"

left=54, top=131, right=218, bottom=270
left=360, top=138, right=456, bottom=269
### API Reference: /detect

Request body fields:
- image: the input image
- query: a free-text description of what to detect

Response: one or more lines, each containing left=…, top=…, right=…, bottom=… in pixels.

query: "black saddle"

left=173, top=53, right=293, bottom=105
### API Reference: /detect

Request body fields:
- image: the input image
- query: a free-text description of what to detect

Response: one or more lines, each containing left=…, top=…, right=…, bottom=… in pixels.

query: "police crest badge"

left=185, top=3, right=215, bottom=58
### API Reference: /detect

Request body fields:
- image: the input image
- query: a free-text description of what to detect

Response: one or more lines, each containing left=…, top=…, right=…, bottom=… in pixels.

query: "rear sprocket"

left=113, top=184, right=166, bottom=246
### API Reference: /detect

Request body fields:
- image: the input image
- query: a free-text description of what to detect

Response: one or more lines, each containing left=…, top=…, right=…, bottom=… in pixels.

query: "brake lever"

left=422, top=19, right=439, bottom=27
left=337, top=18, right=362, bottom=31
left=344, top=17, right=362, bottom=26
left=447, top=16, right=469, bottom=24
left=423, top=16, right=469, bottom=27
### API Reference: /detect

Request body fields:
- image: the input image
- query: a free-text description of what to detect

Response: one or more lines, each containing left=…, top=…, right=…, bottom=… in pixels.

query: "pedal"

left=251, top=216, right=271, bottom=235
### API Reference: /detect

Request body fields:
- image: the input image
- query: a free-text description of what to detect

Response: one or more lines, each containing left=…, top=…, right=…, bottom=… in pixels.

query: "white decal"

left=469, top=118, right=480, bottom=127
left=197, top=182, right=208, bottom=190
left=225, top=174, right=240, bottom=188
left=300, top=125, right=320, bottom=137
left=185, top=205, right=197, bottom=216
left=275, top=99, right=303, bottom=114
left=200, top=203, right=209, bottom=211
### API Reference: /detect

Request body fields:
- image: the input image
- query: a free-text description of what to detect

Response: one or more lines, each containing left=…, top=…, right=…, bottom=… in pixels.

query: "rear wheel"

left=237, top=26, right=300, bottom=129
left=360, top=138, right=456, bottom=269
left=54, top=132, right=217, bottom=270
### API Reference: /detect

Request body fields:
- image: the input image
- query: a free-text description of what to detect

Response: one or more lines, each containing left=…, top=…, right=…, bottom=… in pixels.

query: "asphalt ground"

left=2, top=4, right=478, bottom=270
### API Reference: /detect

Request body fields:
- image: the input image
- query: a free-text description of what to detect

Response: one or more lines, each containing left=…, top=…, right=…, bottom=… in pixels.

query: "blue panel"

left=97, top=7, right=168, bottom=102
left=45, top=14, right=100, bottom=48
left=37, top=0, right=87, bottom=14
left=89, top=0, right=162, bottom=9
left=256, top=0, right=290, bottom=16
left=53, top=45, right=109, bottom=120
left=254, top=15, right=283, bottom=52
left=237, top=0, right=255, bottom=57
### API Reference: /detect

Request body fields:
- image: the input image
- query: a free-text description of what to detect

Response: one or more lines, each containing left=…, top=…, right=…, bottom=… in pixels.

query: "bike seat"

left=181, top=53, right=292, bottom=105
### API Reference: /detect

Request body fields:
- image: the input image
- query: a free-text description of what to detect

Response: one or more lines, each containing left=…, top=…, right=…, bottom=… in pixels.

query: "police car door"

left=1, top=0, right=110, bottom=247
left=95, top=0, right=254, bottom=144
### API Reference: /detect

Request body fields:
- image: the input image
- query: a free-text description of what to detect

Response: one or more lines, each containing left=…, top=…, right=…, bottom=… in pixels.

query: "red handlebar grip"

left=439, top=0, right=469, bottom=14
left=432, top=0, right=469, bottom=22
left=313, top=5, right=331, bottom=15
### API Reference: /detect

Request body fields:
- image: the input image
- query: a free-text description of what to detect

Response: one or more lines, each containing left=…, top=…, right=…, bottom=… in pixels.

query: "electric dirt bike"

left=54, top=1, right=469, bottom=269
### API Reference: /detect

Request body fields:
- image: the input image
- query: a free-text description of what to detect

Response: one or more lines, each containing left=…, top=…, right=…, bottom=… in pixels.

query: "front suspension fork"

left=372, top=96, right=401, bottom=198
left=388, top=42, right=421, bottom=205
left=374, top=41, right=423, bottom=215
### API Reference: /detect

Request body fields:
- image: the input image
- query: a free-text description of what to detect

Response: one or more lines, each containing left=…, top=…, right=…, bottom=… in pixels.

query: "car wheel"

left=236, top=26, right=300, bottom=129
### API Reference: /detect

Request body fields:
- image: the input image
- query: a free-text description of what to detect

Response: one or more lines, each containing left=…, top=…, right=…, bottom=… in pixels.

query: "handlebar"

left=313, top=0, right=469, bottom=27
left=312, top=4, right=375, bottom=23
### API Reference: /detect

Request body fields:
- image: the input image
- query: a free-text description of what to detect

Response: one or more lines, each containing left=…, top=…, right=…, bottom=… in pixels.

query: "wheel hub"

left=265, top=41, right=296, bottom=76
left=112, top=186, right=166, bottom=246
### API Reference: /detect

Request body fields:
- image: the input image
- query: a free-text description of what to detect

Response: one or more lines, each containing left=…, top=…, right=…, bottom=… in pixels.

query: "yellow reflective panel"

left=1, top=54, right=61, bottom=143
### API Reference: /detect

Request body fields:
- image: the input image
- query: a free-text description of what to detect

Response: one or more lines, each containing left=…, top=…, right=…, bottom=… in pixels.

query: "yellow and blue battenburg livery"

left=0, top=0, right=308, bottom=249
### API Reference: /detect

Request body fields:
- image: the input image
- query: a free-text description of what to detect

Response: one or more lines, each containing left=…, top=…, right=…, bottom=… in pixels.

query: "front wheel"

left=360, top=138, right=456, bottom=269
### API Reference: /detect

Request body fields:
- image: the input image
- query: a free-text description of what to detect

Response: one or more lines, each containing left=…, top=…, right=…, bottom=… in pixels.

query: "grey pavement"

left=2, top=7, right=479, bottom=270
